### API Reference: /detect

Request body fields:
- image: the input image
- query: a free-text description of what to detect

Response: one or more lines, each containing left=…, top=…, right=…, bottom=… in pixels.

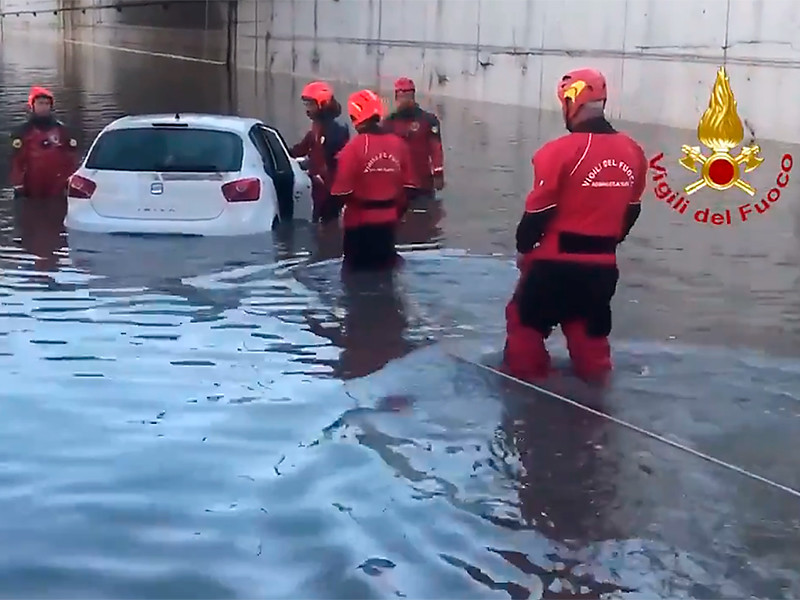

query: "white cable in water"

left=448, top=351, right=800, bottom=500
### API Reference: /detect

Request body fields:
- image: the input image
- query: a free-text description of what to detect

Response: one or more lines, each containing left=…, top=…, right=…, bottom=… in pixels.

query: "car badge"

left=150, top=182, right=164, bottom=195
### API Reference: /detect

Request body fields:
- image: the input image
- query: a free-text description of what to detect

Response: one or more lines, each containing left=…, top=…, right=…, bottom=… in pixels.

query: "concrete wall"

left=0, top=0, right=225, bottom=28
left=235, top=0, right=800, bottom=144
left=0, top=0, right=230, bottom=63
left=0, top=0, right=108, bottom=29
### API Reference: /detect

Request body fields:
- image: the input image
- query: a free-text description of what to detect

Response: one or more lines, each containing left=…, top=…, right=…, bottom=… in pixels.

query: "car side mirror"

left=296, top=156, right=310, bottom=171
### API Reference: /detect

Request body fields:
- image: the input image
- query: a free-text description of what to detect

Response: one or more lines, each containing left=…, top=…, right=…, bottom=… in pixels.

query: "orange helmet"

left=557, top=68, right=607, bottom=122
left=300, top=81, right=334, bottom=107
left=394, top=77, right=415, bottom=93
left=348, top=89, right=384, bottom=127
left=28, top=85, right=54, bottom=108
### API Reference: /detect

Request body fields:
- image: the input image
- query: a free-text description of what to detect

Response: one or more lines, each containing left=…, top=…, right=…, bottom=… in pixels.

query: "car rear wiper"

left=154, top=164, right=220, bottom=172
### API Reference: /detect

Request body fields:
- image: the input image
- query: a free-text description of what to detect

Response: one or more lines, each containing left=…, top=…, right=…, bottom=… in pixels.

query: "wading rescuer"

left=503, top=68, right=647, bottom=384
left=330, top=89, right=418, bottom=271
left=382, top=77, right=444, bottom=205
left=9, top=86, right=79, bottom=201
left=290, top=81, right=350, bottom=223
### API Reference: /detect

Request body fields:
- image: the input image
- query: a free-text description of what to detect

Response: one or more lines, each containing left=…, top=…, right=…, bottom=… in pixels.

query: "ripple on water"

left=0, top=233, right=798, bottom=597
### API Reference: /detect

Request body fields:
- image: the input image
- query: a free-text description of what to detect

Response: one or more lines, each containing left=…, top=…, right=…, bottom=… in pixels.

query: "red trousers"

left=503, top=261, right=616, bottom=383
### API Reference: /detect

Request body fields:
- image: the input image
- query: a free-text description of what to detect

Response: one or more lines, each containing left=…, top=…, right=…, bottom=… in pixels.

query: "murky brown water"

left=0, top=24, right=799, bottom=599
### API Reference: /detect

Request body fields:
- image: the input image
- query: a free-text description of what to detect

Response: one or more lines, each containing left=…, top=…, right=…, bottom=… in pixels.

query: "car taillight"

left=221, top=177, right=261, bottom=202
left=67, top=175, right=97, bottom=199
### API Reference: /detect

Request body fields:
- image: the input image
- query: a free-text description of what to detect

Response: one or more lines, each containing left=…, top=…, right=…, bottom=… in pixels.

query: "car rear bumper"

left=66, top=199, right=275, bottom=236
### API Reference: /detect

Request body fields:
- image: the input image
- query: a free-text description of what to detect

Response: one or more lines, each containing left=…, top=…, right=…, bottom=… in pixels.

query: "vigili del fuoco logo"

left=647, top=67, right=792, bottom=226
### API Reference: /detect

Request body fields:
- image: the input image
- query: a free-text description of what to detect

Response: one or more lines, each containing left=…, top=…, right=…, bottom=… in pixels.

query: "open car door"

left=259, top=125, right=312, bottom=222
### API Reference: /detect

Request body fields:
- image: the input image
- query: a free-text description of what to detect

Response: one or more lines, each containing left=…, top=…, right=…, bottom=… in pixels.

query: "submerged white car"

left=65, top=113, right=313, bottom=235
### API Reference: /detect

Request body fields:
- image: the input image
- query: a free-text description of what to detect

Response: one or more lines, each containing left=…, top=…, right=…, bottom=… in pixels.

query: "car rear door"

left=84, top=125, right=243, bottom=221
left=255, top=125, right=295, bottom=220
left=263, top=126, right=313, bottom=221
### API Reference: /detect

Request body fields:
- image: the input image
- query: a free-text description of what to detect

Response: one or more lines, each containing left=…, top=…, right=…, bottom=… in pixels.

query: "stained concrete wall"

left=0, top=0, right=225, bottom=28
left=235, top=0, right=800, bottom=144
left=0, top=0, right=110, bottom=29
left=0, top=0, right=229, bottom=63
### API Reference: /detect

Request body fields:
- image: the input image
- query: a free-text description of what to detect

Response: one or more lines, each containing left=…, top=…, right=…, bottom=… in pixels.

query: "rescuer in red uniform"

left=290, top=81, right=351, bottom=223
left=503, top=68, right=647, bottom=384
left=330, top=89, right=419, bottom=271
left=9, top=86, right=79, bottom=201
left=382, top=77, right=444, bottom=205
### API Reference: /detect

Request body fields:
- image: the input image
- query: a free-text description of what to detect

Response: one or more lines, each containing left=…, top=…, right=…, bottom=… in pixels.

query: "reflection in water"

left=69, top=230, right=275, bottom=285
left=494, top=391, right=631, bottom=598
left=334, top=343, right=800, bottom=599
left=67, top=225, right=318, bottom=328
left=300, top=200, right=444, bottom=380
left=308, top=268, right=413, bottom=381
left=13, top=196, right=67, bottom=272
left=501, top=394, right=616, bottom=542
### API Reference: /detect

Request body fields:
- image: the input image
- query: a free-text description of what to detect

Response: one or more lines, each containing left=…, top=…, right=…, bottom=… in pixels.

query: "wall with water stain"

left=0, top=0, right=109, bottom=28
left=234, top=0, right=800, bottom=144
left=0, top=0, right=225, bottom=28
left=0, top=0, right=229, bottom=63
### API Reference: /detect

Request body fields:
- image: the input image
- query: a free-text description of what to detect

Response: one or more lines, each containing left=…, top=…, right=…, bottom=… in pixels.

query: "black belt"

left=359, top=198, right=396, bottom=209
left=558, top=232, right=617, bottom=255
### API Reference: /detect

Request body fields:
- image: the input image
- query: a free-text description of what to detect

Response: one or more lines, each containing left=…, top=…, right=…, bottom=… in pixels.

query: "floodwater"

left=1, top=25, right=800, bottom=600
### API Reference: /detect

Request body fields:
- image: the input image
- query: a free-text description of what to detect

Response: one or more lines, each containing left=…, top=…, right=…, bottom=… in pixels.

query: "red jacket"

left=515, top=118, right=647, bottom=267
left=9, top=117, right=79, bottom=200
left=331, top=130, right=419, bottom=229
left=382, top=105, right=444, bottom=193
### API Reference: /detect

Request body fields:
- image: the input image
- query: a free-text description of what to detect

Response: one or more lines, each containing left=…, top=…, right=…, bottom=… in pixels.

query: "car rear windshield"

left=85, top=127, right=244, bottom=172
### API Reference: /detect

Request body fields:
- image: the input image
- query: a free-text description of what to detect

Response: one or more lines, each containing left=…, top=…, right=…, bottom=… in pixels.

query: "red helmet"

left=348, top=89, right=385, bottom=127
left=28, top=85, right=54, bottom=108
left=300, top=81, right=334, bottom=107
left=394, top=77, right=415, bottom=93
left=557, top=68, right=607, bottom=122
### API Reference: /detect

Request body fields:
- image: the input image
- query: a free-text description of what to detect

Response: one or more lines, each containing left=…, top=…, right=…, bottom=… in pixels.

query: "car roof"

left=103, top=113, right=266, bottom=135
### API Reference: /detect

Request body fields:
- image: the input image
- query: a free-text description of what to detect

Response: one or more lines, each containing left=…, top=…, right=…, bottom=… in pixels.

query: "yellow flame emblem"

left=563, top=81, right=586, bottom=102
left=679, top=67, right=763, bottom=196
